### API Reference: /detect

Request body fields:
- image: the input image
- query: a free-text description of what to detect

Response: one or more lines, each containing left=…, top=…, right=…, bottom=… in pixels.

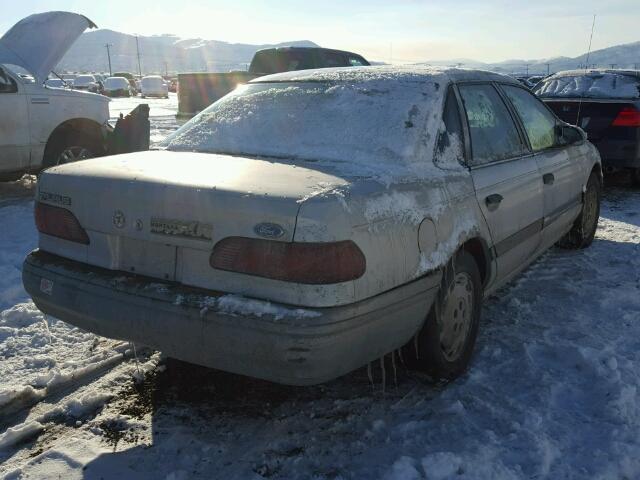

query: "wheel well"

left=591, top=162, right=603, bottom=184
left=43, top=118, right=105, bottom=164
left=460, top=237, right=491, bottom=287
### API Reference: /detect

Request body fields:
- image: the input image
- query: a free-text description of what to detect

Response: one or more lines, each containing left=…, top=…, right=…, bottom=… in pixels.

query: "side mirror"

left=556, top=124, right=585, bottom=145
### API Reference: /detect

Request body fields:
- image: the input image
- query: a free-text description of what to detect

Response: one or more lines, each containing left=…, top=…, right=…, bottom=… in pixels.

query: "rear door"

left=500, top=84, right=583, bottom=248
left=457, top=83, right=544, bottom=281
left=0, top=66, right=30, bottom=174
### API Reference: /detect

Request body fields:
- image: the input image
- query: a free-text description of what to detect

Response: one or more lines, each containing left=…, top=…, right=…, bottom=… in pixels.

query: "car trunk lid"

left=36, top=150, right=349, bottom=281
left=544, top=98, right=639, bottom=141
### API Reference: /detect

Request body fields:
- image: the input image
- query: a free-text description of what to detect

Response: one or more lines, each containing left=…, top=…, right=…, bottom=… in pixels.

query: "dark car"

left=113, top=72, right=139, bottom=95
left=248, top=47, right=370, bottom=75
left=536, top=69, right=640, bottom=184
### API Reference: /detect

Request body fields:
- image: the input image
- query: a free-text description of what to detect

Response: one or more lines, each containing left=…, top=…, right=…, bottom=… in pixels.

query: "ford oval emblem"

left=254, top=222, right=286, bottom=239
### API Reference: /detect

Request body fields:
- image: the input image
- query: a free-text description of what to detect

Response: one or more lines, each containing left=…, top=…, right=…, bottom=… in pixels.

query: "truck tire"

left=557, top=172, right=601, bottom=249
left=44, top=131, right=101, bottom=168
left=403, top=251, right=482, bottom=381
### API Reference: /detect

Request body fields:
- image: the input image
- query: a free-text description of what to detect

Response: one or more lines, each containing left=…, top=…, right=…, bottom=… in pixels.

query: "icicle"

left=380, top=356, right=386, bottom=394
left=42, top=315, right=53, bottom=344
left=391, top=350, right=398, bottom=389
left=132, top=342, right=141, bottom=377
left=398, top=346, right=405, bottom=366
left=367, top=362, right=374, bottom=390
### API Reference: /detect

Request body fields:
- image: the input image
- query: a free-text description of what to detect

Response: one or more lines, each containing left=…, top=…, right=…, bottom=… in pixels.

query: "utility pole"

left=525, top=63, right=530, bottom=76
left=164, top=61, right=168, bottom=77
left=105, top=43, right=113, bottom=76
left=135, top=35, right=142, bottom=77
left=610, top=63, right=616, bottom=69
left=545, top=63, right=551, bottom=76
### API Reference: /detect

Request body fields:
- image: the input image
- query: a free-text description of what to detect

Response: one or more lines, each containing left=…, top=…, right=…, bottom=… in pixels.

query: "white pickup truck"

left=0, top=12, right=141, bottom=181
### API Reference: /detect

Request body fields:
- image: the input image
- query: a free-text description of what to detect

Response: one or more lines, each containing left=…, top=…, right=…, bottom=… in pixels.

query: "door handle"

left=543, top=173, right=555, bottom=185
left=485, top=193, right=503, bottom=211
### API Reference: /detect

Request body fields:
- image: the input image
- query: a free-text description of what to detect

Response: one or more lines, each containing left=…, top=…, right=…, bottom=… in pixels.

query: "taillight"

left=35, top=202, right=90, bottom=245
left=612, top=107, right=640, bottom=127
left=210, top=237, right=366, bottom=284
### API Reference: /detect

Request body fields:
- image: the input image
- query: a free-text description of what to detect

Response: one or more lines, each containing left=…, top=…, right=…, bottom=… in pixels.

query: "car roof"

left=254, top=46, right=366, bottom=59
left=251, top=65, right=520, bottom=86
left=546, top=69, right=640, bottom=79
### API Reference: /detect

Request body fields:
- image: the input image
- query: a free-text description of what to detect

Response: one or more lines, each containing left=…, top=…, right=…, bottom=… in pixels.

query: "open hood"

left=0, top=11, right=96, bottom=84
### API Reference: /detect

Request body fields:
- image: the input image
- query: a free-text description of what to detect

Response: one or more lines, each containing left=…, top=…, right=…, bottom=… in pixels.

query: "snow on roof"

left=536, top=69, right=640, bottom=99
left=163, top=66, right=503, bottom=182
left=251, top=65, right=515, bottom=85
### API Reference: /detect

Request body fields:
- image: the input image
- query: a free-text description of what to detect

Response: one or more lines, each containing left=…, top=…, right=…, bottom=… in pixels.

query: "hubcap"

left=439, top=272, right=474, bottom=362
left=582, top=182, right=599, bottom=235
left=56, top=146, right=93, bottom=165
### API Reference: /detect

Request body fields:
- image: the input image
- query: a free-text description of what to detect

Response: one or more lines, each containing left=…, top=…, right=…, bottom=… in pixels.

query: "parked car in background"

left=536, top=69, right=640, bottom=184
left=178, top=46, right=371, bottom=116
left=103, top=76, right=132, bottom=97
left=44, top=78, right=68, bottom=89
left=113, top=72, right=138, bottom=95
left=24, top=66, right=601, bottom=386
left=0, top=12, right=148, bottom=181
left=141, top=75, right=168, bottom=98
left=72, top=74, right=99, bottom=93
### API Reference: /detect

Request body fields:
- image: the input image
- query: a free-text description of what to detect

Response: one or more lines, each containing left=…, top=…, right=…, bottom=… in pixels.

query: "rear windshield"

left=74, top=75, right=95, bottom=85
left=535, top=72, right=640, bottom=99
left=161, top=80, right=443, bottom=172
left=249, top=51, right=318, bottom=74
left=105, top=77, right=128, bottom=88
left=142, top=77, right=164, bottom=87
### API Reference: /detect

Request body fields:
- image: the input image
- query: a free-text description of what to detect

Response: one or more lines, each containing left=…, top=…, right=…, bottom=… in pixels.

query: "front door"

left=458, top=83, right=544, bottom=281
left=0, top=67, right=30, bottom=174
left=499, top=84, right=584, bottom=248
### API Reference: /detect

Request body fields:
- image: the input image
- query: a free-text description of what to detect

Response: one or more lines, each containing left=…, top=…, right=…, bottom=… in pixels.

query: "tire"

left=557, top=172, right=601, bottom=249
left=44, top=131, right=101, bottom=168
left=402, top=250, right=483, bottom=380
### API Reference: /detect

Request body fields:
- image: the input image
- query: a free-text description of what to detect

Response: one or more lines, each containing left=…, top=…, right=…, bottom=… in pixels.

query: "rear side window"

left=435, top=88, right=465, bottom=166
left=318, top=51, right=348, bottom=68
left=458, top=84, right=526, bottom=165
left=502, top=85, right=557, bottom=151
left=348, top=57, right=366, bottom=66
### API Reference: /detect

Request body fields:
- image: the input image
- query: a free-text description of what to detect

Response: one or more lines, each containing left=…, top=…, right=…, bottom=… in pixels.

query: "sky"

left=1, top=0, right=639, bottom=63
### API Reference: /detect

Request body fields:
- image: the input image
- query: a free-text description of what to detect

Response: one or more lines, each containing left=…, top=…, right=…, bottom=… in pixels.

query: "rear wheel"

left=403, top=251, right=482, bottom=381
left=557, top=172, right=601, bottom=249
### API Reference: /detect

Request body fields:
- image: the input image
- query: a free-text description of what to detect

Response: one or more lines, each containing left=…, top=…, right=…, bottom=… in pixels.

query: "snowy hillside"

left=58, top=29, right=319, bottom=74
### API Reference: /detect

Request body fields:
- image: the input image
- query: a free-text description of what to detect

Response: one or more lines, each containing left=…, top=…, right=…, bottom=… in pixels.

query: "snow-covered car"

left=102, top=76, right=131, bottom=97
left=23, top=66, right=602, bottom=386
left=536, top=69, right=640, bottom=185
left=141, top=75, right=169, bottom=98
left=72, top=74, right=99, bottom=93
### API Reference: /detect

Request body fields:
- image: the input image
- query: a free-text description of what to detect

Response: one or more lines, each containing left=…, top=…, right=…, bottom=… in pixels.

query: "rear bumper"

left=591, top=139, right=640, bottom=169
left=23, top=250, right=440, bottom=385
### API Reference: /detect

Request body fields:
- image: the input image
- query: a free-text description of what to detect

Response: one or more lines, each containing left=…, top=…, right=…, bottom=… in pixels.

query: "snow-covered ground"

left=1, top=95, right=639, bottom=479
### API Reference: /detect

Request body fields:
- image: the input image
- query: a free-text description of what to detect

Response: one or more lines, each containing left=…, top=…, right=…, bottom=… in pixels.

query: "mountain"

left=423, top=42, right=640, bottom=76
left=58, top=29, right=319, bottom=74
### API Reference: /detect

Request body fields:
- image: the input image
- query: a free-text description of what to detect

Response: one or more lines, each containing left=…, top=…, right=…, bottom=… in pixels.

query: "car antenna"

left=576, top=14, right=596, bottom=126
